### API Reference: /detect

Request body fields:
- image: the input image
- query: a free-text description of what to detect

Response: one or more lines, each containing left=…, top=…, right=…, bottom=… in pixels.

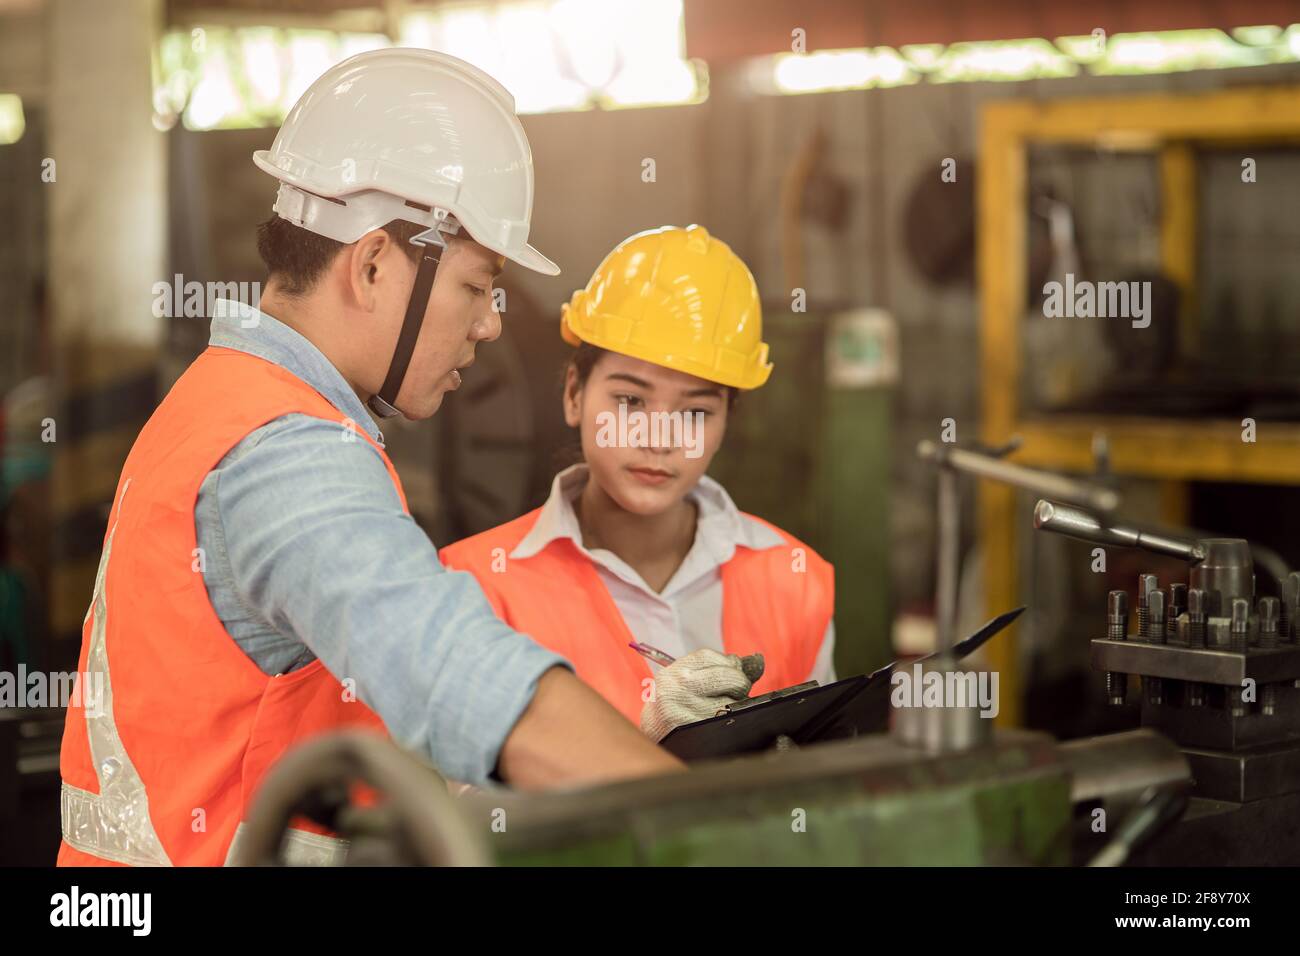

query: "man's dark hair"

left=255, top=216, right=428, bottom=296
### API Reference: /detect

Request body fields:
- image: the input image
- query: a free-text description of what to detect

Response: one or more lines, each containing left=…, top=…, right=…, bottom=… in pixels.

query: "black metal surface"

left=1140, top=684, right=1300, bottom=751
left=1091, top=639, right=1300, bottom=684
left=1130, top=792, right=1300, bottom=865
left=1180, top=741, right=1300, bottom=803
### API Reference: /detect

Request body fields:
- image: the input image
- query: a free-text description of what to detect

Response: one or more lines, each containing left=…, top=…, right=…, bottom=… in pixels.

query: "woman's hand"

left=640, top=649, right=765, bottom=742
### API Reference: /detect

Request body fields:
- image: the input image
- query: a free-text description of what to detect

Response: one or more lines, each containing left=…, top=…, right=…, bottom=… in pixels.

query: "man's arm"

left=208, top=414, right=680, bottom=786
left=500, top=667, right=682, bottom=788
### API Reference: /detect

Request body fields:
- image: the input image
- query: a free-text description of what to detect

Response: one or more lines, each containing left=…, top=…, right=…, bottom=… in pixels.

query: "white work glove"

left=640, top=649, right=765, bottom=743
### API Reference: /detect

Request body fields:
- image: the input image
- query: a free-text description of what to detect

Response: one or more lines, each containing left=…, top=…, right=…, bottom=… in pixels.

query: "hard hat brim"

left=497, top=241, right=560, bottom=277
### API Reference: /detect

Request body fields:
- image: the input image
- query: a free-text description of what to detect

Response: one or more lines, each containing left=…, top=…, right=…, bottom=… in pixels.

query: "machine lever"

left=1033, top=500, right=1206, bottom=563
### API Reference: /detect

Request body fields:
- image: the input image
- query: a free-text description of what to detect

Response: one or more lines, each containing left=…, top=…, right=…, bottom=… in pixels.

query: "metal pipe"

left=232, top=730, right=489, bottom=867
left=917, top=441, right=1121, bottom=514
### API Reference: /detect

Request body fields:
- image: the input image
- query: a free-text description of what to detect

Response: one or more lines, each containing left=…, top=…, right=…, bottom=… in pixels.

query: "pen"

left=628, top=641, right=676, bottom=667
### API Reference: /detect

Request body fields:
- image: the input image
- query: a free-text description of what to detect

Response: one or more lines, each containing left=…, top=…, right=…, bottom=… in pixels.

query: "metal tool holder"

left=1034, top=499, right=1300, bottom=805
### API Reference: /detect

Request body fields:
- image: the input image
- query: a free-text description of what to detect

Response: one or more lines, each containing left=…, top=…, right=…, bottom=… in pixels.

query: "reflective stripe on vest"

left=61, top=479, right=172, bottom=867
left=57, top=478, right=341, bottom=866
left=57, top=478, right=351, bottom=868
left=223, top=821, right=350, bottom=867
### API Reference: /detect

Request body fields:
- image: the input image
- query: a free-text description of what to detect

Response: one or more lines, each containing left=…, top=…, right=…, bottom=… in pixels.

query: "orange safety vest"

left=440, top=509, right=834, bottom=724
left=58, top=347, right=391, bottom=867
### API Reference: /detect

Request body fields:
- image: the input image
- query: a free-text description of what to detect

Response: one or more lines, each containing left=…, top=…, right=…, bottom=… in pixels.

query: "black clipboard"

left=659, top=606, right=1025, bottom=762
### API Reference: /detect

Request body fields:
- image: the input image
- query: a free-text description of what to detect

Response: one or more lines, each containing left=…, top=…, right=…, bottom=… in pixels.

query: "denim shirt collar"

left=207, top=298, right=383, bottom=444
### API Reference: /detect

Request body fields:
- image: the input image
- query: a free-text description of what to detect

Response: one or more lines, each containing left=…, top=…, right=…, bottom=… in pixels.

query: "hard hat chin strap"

left=367, top=230, right=450, bottom=419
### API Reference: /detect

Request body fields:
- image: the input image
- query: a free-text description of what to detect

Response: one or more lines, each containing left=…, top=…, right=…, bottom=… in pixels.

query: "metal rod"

left=936, top=467, right=959, bottom=654
left=1033, top=500, right=1205, bottom=562
left=917, top=441, right=1120, bottom=515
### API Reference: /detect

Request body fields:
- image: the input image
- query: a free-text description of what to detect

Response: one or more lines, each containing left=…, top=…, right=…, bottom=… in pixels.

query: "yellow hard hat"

left=560, top=225, right=772, bottom=389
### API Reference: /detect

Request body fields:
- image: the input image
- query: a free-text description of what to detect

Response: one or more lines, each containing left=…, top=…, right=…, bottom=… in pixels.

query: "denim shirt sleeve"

left=200, top=412, right=571, bottom=785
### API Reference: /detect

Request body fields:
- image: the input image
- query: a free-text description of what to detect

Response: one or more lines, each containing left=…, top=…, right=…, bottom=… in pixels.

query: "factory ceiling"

left=151, top=0, right=1300, bottom=49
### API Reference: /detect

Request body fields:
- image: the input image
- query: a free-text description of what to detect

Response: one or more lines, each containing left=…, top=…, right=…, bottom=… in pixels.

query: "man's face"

left=392, top=236, right=505, bottom=419
left=565, top=352, right=729, bottom=517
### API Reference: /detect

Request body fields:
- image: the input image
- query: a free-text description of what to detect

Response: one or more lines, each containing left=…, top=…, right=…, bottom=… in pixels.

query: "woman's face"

left=564, top=351, right=729, bottom=517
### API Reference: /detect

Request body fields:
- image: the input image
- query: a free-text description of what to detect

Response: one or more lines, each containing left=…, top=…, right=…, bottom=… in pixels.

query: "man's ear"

left=344, top=228, right=406, bottom=311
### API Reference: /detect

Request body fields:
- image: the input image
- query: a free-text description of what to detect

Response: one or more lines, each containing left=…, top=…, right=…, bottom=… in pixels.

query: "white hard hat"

left=253, top=47, right=558, bottom=276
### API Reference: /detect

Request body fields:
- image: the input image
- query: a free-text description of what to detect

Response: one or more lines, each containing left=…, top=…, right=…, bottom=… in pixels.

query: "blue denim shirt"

left=194, top=299, right=569, bottom=785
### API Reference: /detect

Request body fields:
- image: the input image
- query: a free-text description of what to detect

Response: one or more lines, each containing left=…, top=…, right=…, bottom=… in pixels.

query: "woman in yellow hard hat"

left=440, top=225, right=835, bottom=740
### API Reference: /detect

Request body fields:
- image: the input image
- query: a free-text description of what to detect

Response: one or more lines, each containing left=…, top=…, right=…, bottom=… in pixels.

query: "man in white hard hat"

left=57, top=49, right=680, bottom=868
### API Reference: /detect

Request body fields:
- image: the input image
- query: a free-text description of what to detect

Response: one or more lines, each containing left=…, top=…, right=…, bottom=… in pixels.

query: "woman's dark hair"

left=565, top=342, right=739, bottom=411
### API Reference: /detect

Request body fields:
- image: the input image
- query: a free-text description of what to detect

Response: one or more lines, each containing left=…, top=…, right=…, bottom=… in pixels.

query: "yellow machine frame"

left=978, top=85, right=1300, bottom=726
